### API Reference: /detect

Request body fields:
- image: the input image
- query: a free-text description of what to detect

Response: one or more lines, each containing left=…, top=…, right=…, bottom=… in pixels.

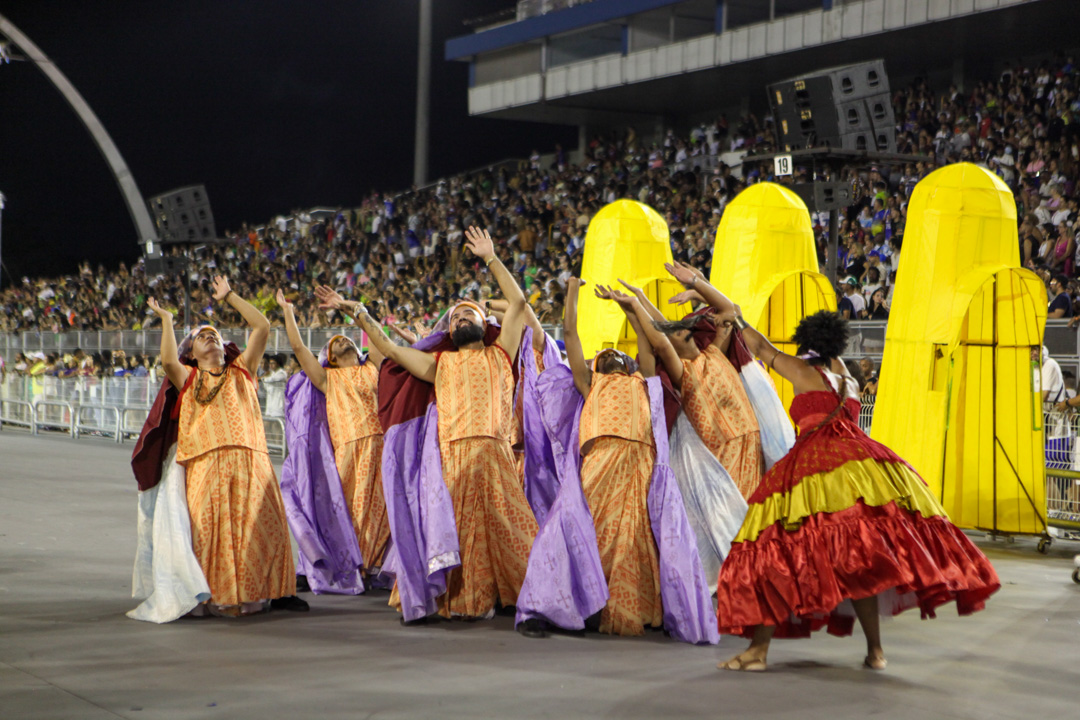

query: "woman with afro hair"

left=716, top=309, right=1000, bottom=672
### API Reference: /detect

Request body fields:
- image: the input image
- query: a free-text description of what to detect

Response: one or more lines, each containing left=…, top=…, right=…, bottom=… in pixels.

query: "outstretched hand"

left=464, top=225, right=495, bottom=261
left=617, top=278, right=644, bottom=296
left=314, top=285, right=345, bottom=310
left=275, top=289, right=293, bottom=311
left=669, top=289, right=703, bottom=306
left=147, top=297, right=173, bottom=321
left=595, top=284, right=636, bottom=312
left=665, top=261, right=704, bottom=287
left=211, top=275, right=232, bottom=302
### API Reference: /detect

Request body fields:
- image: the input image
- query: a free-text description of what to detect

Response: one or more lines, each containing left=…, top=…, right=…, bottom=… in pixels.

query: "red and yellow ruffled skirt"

left=716, top=415, right=1000, bottom=639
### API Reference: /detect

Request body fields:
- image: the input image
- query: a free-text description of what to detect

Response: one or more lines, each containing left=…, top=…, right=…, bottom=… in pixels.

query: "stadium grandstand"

left=2, top=0, right=1079, bottom=419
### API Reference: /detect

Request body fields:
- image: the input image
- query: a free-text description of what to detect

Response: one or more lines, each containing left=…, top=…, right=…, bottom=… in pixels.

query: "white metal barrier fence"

left=0, top=375, right=286, bottom=456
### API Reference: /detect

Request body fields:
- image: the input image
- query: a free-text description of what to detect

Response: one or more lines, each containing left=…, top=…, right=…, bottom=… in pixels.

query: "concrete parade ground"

left=0, top=431, right=1078, bottom=720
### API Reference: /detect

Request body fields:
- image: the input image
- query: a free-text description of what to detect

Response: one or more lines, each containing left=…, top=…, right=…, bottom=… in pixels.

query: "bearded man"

left=322, top=227, right=539, bottom=623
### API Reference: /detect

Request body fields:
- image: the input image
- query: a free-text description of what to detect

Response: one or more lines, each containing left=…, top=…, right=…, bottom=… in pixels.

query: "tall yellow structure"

left=710, top=182, right=835, bottom=406
left=577, top=200, right=688, bottom=358
left=872, top=163, right=1047, bottom=535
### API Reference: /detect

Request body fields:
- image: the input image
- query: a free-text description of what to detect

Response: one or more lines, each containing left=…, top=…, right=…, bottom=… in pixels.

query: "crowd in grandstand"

left=1, top=55, right=1078, bottom=337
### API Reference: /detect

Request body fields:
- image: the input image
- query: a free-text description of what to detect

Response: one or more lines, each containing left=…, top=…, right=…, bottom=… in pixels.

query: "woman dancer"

left=716, top=310, right=999, bottom=671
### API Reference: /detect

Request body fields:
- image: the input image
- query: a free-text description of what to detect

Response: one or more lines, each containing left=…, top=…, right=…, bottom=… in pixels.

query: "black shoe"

left=270, top=595, right=310, bottom=612
left=584, top=611, right=602, bottom=633
left=295, top=575, right=312, bottom=593
left=494, top=602, right=517, bottom=617
left=516, top=619, right=549, bottom=639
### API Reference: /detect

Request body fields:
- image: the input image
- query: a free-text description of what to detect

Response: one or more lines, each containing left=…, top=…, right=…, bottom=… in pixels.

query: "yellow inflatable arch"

left=577, top=200, right=688, bottom=358
left=872, top=163, right=1047, bottom=535
left=710, top=182, right=836, bottom=407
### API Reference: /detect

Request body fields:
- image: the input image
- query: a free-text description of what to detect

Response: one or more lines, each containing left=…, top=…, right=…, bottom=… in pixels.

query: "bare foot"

left=864, top=650, right=887, bottom=670
left=718, top=652, right=767, bottom=672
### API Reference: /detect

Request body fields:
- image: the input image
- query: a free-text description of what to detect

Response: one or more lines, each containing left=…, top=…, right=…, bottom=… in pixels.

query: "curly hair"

left=791, top=310, right=849, bottom=363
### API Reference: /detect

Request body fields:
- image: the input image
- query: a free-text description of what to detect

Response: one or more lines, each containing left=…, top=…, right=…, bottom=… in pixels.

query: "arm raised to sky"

left=315, top=285, right=435, bottom=383
left=147, top=297, right=187, bottom=391
left=563, top=278, right=592, bottom=398
left=277, top=288, right=327, bottom=393
left=618, top=280, right=684, bottom=387
left=465, top=226, right=526, bottom=360
left=212, top=275, right=270, bottom=372
left=597, top=286, right=656, bottom=378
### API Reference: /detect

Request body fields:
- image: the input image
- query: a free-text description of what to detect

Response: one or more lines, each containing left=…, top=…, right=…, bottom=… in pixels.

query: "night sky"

left=0, top=1, right=575, bottom=282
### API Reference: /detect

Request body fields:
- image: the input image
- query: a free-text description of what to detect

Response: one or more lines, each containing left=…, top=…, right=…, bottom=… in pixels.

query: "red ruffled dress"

left=716, top=370, right=1000, bottom=638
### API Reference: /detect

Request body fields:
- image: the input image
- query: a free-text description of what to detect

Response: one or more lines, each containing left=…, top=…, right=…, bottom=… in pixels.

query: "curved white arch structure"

left=0, top=14, right=158, bottom=250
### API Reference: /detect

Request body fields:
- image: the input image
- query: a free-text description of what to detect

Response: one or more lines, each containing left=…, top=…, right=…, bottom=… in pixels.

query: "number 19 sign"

left=774, top=154, right=793, bottom=177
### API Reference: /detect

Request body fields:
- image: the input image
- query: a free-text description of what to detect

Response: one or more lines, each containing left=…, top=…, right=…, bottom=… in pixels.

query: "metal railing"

left=0, top=374, right=288, bottom=456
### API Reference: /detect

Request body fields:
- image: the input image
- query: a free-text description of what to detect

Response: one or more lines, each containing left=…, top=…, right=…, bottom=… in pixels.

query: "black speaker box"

left=148, top=185, right=218, bottom=245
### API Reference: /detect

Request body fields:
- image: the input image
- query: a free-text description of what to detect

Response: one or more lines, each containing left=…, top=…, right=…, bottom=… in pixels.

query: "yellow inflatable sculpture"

left=872, top=163, right=1047, bottom=535
left=710, top=182, right=835, bottom=406
left=577, top=200, right=688, bottom=358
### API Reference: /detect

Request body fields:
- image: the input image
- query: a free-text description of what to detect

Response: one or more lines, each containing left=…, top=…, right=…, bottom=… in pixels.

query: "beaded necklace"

left=194, top=366, right=229, bottom=405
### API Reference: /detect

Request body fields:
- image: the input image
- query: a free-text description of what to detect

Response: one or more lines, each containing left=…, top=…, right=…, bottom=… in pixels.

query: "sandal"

left=863, top=655, right=888, bottom=671
left=717, top=655, right=767, bottom=672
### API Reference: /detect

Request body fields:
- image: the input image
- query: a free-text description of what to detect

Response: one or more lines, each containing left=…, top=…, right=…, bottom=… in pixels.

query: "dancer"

left=716, top=310, right=1000, bottom=671
left=619, top=264, right=765, bottom=498
left=336, top=226, right=540, bottom=621
left=134, top=276, right=301, bottom=618
left=565, top=280, right=662, bottom=635
left=278, top=288, right=389, bottom=582
left=514, top=281, right=718, bottom=644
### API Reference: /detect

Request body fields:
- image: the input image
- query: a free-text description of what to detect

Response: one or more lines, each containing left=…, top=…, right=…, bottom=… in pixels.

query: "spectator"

left=1048, top=274, right=1073, bottom=318
left=837, top=277, right=866, bottom=320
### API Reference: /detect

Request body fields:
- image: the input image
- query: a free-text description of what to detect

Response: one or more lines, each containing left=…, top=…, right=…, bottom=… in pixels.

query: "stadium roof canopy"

left=445, top=0, right=1078, bottom=126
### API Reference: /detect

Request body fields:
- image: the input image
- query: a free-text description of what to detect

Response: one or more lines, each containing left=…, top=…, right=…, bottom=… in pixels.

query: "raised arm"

left=490, top=297, right=545, bottom=354
left=212, top=276, right=270, bottom=372
left=315, top=285, right=436, bottom=383
left=599, top=287, right=655, bottom=378
left=665, top=261, right=737, bottom=349
left=618, top=280, right=684, bottom=387
left=563, top=278, right=592, bottom=397
left=277, top=289, right=326, bottom=393
left=739, top=320, right=827, bottom=395
left=147, top=297, right=188, bottom=390
left=465, top=226, right=526, bottom=359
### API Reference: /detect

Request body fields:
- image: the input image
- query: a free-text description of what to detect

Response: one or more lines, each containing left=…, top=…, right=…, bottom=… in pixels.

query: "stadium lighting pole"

left=0, top=190, right=5, bottom=290
left=413, top=0, right=432, bottom=187
left=0, top=14, right=159, bottom=254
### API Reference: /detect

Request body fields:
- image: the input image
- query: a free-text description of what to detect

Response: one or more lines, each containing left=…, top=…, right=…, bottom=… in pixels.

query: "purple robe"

left=380, top=325, right=561, bottom=622
left=521, top=331, right=565, bottom=526
left=516, top=369, right=719, bottom=645
left=280, top=371, right=365, bottom=595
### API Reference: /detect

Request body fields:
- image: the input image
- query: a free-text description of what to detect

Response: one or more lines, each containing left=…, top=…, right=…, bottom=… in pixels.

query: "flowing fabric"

left=521, top=332, right=565, bottom=525
left=436, top=437, right=538, bottom=617
left=379, top=323, right=558, bottom=621
left=128, top=444, right=211, bottom=623
left=739, top=360, right=796, bottom=470
left=667, top=412, right=749, bottom=594
left=185, top=447, right=296, bottom=606
left=515, top=365, right=610, bottom=630
left=582, top=437, right=664, bottom=635
left=280, top=372, right=365, bottom=595
left=516, top=369, right=718, bottom=644
left=716, top=370, right=1001, bottom=639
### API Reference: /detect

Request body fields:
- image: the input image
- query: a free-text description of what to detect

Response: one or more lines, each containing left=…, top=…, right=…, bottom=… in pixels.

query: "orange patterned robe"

left=325, top=362, right=390, bottom=571
left=434, top=345, right=539, bottom=618
left=579, top=372, right=663, bottom=636
left=681, top=345, right=765, bottom=498
left=177, top=358, right=296, bottom=608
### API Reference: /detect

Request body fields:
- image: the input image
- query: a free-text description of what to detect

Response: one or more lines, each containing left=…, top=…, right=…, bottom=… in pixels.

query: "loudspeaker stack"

left=147, top=185, right=218, bottom=244
left=767, top=60, right=896, bottom=153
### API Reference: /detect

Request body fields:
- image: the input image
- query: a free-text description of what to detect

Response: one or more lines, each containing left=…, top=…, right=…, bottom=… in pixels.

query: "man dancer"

left=278, top=289, right=390, bottom=580
left=137, top=276, right=300, bottom=617
left=324, top=226, right=539, bottom=621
